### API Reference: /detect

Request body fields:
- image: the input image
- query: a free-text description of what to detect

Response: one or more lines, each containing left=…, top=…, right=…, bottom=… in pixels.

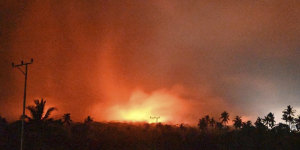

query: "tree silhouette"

left=25, top=99, right=56, bottom=123
left=63, top=113, right=72, bottom=126
left=263, top=112, right=275, bottom=129
left=179, top=123, right=185, bottom=130
left=84, top=116, right=93, bottom=124
left=0, top=115, right=7, bottom=149
left=204, top=115, right=210, bottom=122
left=0, top=115, right=7, bottom=125
left=242, top=120, right=253, bottom=129
left=294, top=116, right=300, bottom=131
left=198, top=117, right=208, bottom=131
left=216, top=122, right=223, bottom=130
left=2, top=105, right=300, bottom=149
left=273, top=123, right=290, bottom=134
left=233, top=116, right=242, bottom=129
left=254, top=117, right=267, bottom=130
left=282, top=105, right=296, bottom=128
left=220, top=111, right=229, bottom=127
left=282, top=114, right=288, bottom=124
left=209, top=117, right=216, bottom=128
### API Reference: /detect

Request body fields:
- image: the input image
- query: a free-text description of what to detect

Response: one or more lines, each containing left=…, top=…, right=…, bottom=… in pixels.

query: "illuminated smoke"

left=0, top=0, right=299, bottom=124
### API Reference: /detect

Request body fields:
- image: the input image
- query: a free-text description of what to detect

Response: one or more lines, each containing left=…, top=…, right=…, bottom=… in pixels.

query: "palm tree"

left=62, top=113, right=72, bottom=125
left=282, top=105, right=296, bottom=128
left=255, top=117, right=267, bottom=129
left=84, top=116, right=93, bottom=124
left=233, top=116, right=242, bottom=129
left=25, top=99, right=56, bottom=123
left=263, top=112, right=275, bottom=129
left=220, top=111, right=230, bottom=126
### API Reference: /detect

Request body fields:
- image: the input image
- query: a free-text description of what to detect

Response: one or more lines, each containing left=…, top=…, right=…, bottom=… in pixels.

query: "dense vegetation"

left=1, top=99, right=300, bottom=150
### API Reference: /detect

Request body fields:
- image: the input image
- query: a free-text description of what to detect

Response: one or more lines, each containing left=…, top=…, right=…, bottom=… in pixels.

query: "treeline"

left=198, top=105, right=300, bottom=131
left=0, top=99, right=300, bottom=150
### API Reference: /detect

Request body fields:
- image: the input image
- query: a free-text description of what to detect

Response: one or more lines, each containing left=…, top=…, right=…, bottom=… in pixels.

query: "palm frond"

left=43, top=107, right=57, bottom=120
left=26, top=106, right=37, bottom=120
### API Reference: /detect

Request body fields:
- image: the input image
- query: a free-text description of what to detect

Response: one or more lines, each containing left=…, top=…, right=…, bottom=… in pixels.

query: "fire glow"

left=107, top=88, right=190, bottom=124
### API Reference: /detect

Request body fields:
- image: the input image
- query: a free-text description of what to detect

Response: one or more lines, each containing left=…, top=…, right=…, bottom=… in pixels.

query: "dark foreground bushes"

left=1, top=121, right=300, bottom=150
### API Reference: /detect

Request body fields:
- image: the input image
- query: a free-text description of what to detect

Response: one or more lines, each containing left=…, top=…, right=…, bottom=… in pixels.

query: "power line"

left=12, top=58, right=33, bottom=150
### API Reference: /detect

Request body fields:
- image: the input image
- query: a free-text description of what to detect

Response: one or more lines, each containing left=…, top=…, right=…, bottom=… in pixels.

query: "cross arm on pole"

left=12, top=59, right=33, bottom=75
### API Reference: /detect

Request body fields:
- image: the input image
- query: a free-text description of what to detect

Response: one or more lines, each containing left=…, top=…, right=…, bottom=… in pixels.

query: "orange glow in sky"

left=100, top=88, right=191, bottom=124
left=1, top=0, right=299, bottom=125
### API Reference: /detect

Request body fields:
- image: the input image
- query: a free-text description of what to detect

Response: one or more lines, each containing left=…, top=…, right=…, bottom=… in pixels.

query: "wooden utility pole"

left=12, top=58, right=33, bottom=150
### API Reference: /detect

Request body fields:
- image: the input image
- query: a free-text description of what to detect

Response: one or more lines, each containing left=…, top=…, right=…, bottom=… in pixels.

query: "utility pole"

left=12, top=58, right=33, bottom=150
left=150, top=116, right=160, bottom=123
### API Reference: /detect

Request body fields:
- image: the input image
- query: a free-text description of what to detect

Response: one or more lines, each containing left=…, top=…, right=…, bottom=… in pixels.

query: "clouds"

left=0, top=0, right=299, bottom=123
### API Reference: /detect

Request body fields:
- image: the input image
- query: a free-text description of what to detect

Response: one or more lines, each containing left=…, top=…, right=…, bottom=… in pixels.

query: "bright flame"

left=107, top=88, right=189, bottom=123
left=120, top=108, right=151, bottom=122
left=91, top=85, right=233, bottom=125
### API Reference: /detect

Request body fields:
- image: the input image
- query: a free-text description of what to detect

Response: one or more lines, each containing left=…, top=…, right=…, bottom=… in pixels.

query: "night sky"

left=0, top=0, right=299, bottom=124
